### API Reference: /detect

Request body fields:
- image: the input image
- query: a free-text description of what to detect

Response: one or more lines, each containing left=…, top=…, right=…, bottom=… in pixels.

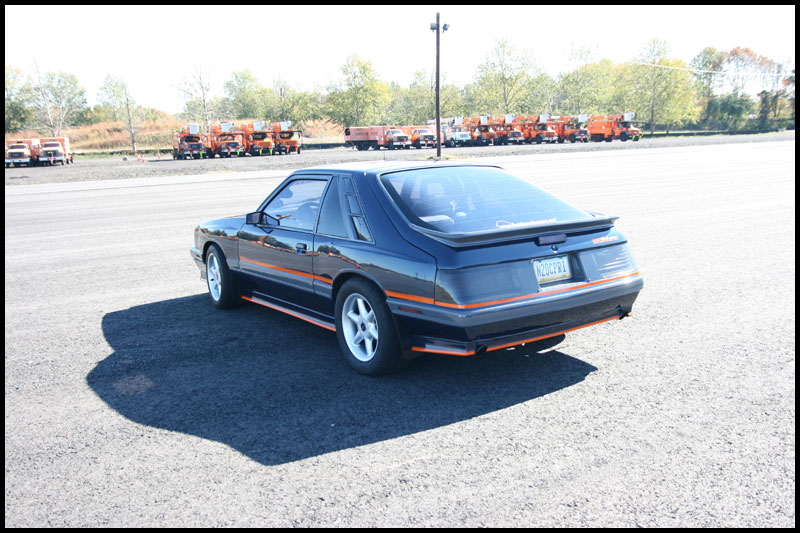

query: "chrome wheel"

left=341, top=292, right=379, bottom=362
left=207, top=252, right=222, bottom=302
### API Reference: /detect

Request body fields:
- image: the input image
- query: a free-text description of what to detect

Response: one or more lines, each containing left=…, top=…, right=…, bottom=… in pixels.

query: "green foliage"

left=5, top=67, right=32, bottom=132
left=702, top=94, right=755, bottom=130
left=559, top=60, right=617, bottom=115
left=690, top=47, right=723, bottom=100
left=224, top=70, right=262, bottom=119
left=326, top=55, right=389, bottom=127
left=473, top=40, right=536, bottom=114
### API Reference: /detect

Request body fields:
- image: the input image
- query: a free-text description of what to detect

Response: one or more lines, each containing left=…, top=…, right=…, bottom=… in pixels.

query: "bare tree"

left=180, top=64, right=215, bottom=130
left=99, top=75, right=139, bottom=151
left=30, top=63, right=87, bottom=136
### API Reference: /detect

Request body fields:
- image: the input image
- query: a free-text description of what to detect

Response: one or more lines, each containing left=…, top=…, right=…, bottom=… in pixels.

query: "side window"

left=342, top=176, right=373, bottom=242
left=316, top=177, right=348, bottom=238
left=263, top=179, right=327, bottom=231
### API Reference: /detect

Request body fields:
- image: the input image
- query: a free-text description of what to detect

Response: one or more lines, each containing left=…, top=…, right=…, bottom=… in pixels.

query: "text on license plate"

left=533, top=255, right=571, bottom=284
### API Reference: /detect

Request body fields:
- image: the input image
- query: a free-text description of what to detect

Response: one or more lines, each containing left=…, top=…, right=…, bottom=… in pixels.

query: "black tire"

left=335, top=278, right=406, bottom=375
left=205, top=244, right=240, bottom=309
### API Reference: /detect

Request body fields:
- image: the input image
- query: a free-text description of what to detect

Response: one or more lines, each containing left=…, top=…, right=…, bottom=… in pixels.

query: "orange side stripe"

left=242, top=296, right=336, bottom=332
left=486, top=315, right=621, bottom=352
left=388, top=271, right=639, bottom=310
left=385, top=290, right=436, bottom=306
left=239, top=256, right=332, bottom=284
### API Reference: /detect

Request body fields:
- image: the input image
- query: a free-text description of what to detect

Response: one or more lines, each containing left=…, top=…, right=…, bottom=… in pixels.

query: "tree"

left=718, top=47, right=764, bottom=96
left=405, top=71, right=435, bottom=124
left=690, top=47, right=723, bottom=100
left=560, top=60, right=617, bottom=115
left=520, top=73, right=559, bottom=114
left=326, top=55, right=388, bottom=127
left=5, top=67, right=32, bottom=133
left=629, top=40, right=699, bottom=133
left=98, top=75, right=140, bottom=151
left=474, top=40, right=536, bottom=114
left=179, top=64, right=216, bottom=130
left=224, top=70, right=262, bottom=119
left=702, top=94, right=754, bottom=130
left=29, top=68, right=87, bottom=136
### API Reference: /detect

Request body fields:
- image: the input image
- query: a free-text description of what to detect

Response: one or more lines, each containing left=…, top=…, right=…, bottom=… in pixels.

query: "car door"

left=237, top=176, right=329, bottom=311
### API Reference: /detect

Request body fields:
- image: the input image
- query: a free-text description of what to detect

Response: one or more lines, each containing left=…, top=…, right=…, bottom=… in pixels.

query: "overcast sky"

left=5, top=5, right=796, bottom=114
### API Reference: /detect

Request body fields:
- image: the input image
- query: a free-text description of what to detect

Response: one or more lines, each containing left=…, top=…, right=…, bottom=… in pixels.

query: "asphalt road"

left=5, top=139, right=795, bottom=526
left=5, top=131, right=795, bottom=186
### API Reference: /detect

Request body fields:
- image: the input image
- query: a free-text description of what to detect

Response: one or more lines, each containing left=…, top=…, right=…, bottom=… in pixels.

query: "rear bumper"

left=388, top=272, right=643, bottom=355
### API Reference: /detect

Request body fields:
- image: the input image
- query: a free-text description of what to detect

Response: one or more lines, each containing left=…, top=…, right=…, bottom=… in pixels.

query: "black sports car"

left=191, top=162, right=643, bottom=375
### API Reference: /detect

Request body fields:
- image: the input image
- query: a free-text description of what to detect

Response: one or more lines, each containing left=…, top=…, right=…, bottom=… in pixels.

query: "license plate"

left=533, top=255, right=571, bottom=284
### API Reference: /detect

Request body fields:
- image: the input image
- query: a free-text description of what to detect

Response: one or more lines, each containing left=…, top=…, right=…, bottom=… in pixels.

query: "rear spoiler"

left=411, top=213, right=619, bottom=248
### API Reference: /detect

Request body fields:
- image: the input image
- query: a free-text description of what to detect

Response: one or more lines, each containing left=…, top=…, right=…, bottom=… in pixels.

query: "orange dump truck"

left=490, top=114, right=523, bottom=145
left=587, top=113, right=642, bottom=142
left=462, top=116, right=498, bottom=146
left=272, top=121, right=302, bottom=154
left=173, top=124, right=205, bottom=159
left=5, top=138, right=40, bottom=167
left=242, top=121, right=274, bottom=156
left=404, top=126, right=437, bottom=148
left=514, top=115, right=557, bottom=144
left=345, top=126, right=410, bottom=150
left=39, top=137, right=74, bottom=165
left=205, top=122, right=245, bottom=158
left=547, top=115, right=590, bottom=144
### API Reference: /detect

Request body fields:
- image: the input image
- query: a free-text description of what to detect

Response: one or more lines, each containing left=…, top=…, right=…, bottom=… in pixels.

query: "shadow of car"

left=88, top=294, right=597, bottom=466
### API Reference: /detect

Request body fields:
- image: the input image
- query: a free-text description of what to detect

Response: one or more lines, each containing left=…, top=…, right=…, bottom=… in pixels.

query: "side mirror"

left=247, top=211, right=279, bottom=226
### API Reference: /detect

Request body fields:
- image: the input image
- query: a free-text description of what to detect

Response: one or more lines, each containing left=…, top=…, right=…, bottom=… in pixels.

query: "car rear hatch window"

left=380, top=166, right=595, bottom=235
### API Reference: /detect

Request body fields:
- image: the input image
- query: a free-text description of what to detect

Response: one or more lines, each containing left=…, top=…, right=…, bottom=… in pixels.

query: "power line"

left=632, top=61, right=722, bottom=74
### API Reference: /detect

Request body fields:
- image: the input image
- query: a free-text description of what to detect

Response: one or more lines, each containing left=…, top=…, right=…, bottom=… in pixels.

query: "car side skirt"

left=242, top=293, right=336, bottom=332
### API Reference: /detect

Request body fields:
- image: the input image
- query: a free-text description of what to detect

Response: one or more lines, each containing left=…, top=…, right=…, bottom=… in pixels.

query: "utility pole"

left=431, top=13, right=448, bottom=159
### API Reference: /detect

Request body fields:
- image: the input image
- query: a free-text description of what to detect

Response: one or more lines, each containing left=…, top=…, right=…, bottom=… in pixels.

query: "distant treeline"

left=6, top=40, right=795, bottom=150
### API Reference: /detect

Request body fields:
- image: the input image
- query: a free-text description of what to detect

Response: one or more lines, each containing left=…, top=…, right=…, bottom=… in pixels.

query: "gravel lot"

left=5, top=139, right=795, bottom=526
left=5, top=131, right=794, bottom=186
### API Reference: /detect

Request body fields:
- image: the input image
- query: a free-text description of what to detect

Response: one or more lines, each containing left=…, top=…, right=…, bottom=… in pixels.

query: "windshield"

left=380, top=166, right=592, bottom=234
left=43, top=143, right=61, bottom=148
left=387, top=129, right=405, bottom=136
left=10, top=144, right=27, bottom=150
left=417, top=129, right=433, bottom=135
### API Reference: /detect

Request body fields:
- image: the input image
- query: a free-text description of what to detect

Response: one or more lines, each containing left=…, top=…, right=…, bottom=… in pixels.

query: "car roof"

left=290, top=160, right=500, bottom=178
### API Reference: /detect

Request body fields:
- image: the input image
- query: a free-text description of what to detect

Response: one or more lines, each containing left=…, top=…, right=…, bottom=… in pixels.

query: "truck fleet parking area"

left=4, top=138, right=795, bottom=527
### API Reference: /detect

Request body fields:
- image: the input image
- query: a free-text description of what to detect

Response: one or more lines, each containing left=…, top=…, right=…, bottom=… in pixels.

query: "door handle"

left=295, top=243, right=308, bottom=253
